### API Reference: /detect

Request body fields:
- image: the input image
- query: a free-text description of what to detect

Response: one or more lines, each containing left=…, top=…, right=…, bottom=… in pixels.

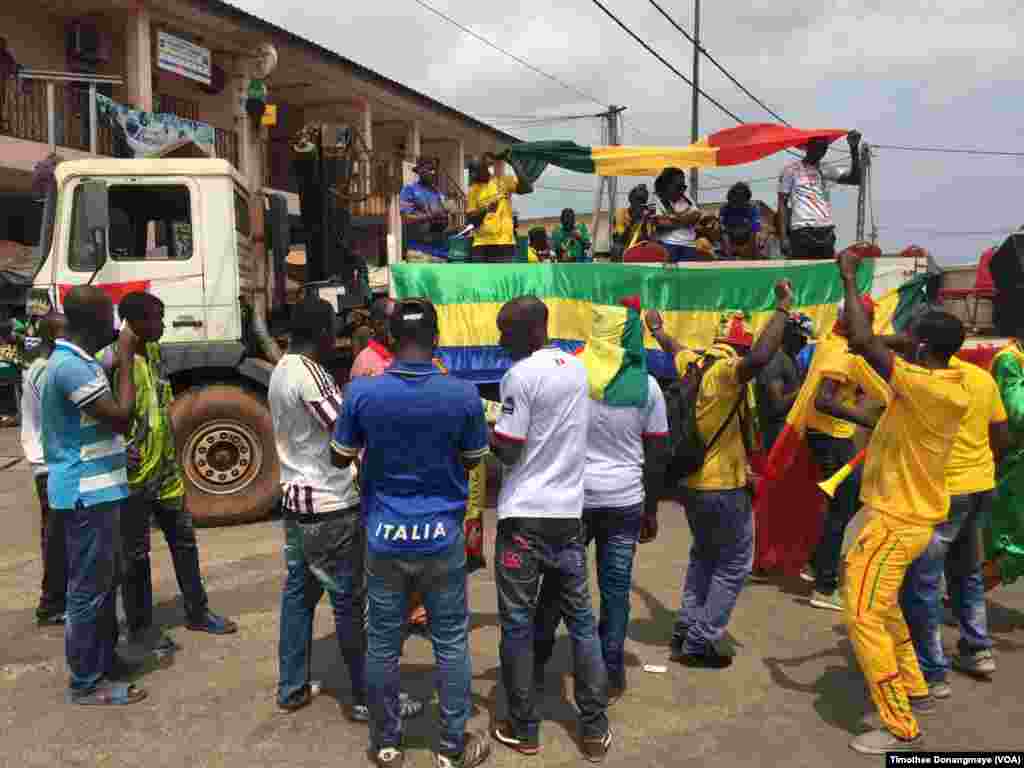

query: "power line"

left=878, top=225, right=1021, bottom=237
left=646, top=0, right=790, bottom=126
left=408, top=0, right=606, bottom=108
left=873, top=144, right=1024, bottom=158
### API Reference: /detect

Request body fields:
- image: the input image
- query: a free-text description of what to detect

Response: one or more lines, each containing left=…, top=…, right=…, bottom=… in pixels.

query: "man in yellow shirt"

left=802, top=295, right=879, bottom=611
left=836, top=245, right=970, bottom=755
left=647, top=279, right=794, bottom=668
left=890, top=350, right=1008, bottom=697
left=466, top=154, right=532, bottom=263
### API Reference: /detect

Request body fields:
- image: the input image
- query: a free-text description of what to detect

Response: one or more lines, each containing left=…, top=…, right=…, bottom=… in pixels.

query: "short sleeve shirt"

left=584, top=375, right=668, bottom=508
left=467, top=175, right=518, bottom=247
left=853, top=355, right=969, bottom=526
left=779, top=160, right=844, bottom=229
left=946, top=357, right=1007, bottom=495
left=332, top=361, right=488, bottom=555
left=805, top=336, right=860, bottom=440
left=269, top=354, right=358, bottom=515
left=42, top=340, right=128, bottom=509
left=495, top=347, right=590, bottom=520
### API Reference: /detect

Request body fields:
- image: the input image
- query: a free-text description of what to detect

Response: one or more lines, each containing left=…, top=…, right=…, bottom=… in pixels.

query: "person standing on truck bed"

left=488, top=296, right=612, bottom=762
left=42, top=286, right=145, bottom=706
left=332, top=297, right=491, bottom=768
left=400, top=158, right=451, bottom=263
left=777, top=130, right=862, bottom=260
left=647, top=280, right=794, bottom=669
left=102, top=293, right=238, bottom=652
left=466, top=153, right=532, bottom=264
left=21, top=312, right=68, bottom=627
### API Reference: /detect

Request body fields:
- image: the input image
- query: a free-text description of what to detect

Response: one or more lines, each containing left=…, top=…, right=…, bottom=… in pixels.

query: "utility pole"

left=689, top=0, right=701, bottom=205
left=855, top=142, right=872, bottom=242
left=591, top=105, right=626, bottom=257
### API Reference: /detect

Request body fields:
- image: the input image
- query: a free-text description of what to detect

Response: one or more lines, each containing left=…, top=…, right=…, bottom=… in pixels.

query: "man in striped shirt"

left=42, top=286, right=145, bottom=705
left=269, top=299, right=423, bottom=723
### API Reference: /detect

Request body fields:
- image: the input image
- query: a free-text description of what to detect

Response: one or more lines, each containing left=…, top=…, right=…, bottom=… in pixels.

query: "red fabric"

left=623, top=242, right=668, bottom=263
left=620, top=295, right=642, bottom=311
left=707, top=124, right=848, bottom=166
left=58, top=281, right=151, bottom=311
left=753, top=424, right=826, bottom=575
left=977, top=248, right=996, bottom=292
left=956, top=345, right=1002, bottom=371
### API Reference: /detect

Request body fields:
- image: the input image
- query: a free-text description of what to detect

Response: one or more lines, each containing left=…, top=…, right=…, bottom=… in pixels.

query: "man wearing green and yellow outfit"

left=988, top=340, right=1024, bottom=590
left=105, top=293, right=237, bottom=644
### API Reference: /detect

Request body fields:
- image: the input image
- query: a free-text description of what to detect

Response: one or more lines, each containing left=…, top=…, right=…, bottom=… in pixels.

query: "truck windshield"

left=69, top=183, right=193, bottom=271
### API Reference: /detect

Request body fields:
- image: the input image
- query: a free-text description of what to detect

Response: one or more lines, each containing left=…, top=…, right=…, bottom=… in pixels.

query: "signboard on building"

left=96, top=94, right=216, bottom=158
left=157, top=30, right=212, bottom=86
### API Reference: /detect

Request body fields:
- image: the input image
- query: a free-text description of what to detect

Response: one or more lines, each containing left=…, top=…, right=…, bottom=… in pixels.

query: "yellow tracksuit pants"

left=843, top=511, right=934, bottom=740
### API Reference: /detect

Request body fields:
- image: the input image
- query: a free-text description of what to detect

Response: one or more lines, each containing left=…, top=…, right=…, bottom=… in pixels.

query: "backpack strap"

left=704, top=392, right=743, bottom=455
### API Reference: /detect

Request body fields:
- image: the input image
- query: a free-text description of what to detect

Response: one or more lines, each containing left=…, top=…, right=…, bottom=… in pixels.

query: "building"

left=0, top=0, right=518, bottom=278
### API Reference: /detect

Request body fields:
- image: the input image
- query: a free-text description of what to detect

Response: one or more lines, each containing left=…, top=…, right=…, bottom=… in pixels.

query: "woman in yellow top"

left=466, top=153, right=532, bottom=263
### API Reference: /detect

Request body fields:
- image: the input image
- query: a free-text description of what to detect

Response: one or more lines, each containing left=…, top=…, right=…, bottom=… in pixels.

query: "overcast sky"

left=235, top=0, right=1024, bottom=263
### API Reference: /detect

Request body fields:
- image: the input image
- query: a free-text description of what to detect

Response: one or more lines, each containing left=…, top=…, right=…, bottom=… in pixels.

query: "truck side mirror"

left=77, top=181, right=109, bottom=272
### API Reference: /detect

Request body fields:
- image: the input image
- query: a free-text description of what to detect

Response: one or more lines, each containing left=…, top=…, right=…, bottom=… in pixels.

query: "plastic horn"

left=818, top=448, right=867, bottom=498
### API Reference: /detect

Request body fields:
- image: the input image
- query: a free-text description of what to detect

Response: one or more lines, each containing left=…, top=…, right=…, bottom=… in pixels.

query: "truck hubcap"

left=184, top=420, right=263, bottom=496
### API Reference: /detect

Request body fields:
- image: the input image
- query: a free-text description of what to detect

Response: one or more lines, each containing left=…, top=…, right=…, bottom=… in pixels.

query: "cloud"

left=233, top=0, right=1024, bottom=262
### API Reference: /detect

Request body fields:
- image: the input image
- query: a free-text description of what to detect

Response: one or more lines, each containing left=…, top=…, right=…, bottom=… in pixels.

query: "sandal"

left=72, top=682, right=147, bottom=706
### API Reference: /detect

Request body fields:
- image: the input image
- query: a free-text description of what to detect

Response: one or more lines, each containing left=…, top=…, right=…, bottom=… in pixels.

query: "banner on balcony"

left=96, top=94, right=215, bottom=158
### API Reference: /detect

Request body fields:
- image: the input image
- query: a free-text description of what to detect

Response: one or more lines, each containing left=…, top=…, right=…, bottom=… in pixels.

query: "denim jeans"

left=676, top=488, right=753, bottom=655
left=35, top=474, right=67, bottom=617
left=278, top=510, right=367, bottom=707
left=807, top=431, right=860, bottom=593
left=63, top=500, right=122, bottom=696
left=900, top=491, right=993, bottom=683
left=534, top=503, right=643, bottom=686
left=366, top=532, right=470, bottom=758
left=495, top=518, right=608, bottom=741
left=120, top=493, right=209, bottom=631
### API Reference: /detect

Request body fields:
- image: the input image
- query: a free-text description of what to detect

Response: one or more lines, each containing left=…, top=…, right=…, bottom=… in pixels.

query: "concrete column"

left=405, top=120, right=421, bottom=161
left=124, top=3, right=153, bottom=112
left=449, top=138, right=465, bottom=196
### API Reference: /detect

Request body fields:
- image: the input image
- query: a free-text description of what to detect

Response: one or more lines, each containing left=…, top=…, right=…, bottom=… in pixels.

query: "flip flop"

left=72, top=682, right=147, bottom=706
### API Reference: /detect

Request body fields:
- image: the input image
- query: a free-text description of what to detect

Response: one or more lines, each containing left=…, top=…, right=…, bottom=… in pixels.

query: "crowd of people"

left=398, top=131, right=863, bottom=264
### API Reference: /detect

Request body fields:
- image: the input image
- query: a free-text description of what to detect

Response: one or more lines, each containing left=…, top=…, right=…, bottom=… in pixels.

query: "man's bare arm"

left=838, top=247, right=893, bottom=381
left=814, top=377, right=877, bottom=429
left=82, top=326, right=139, bottom=435
left=990, top=420, right=1010, bottom=465
left=736, top=281, right=795, bottom=386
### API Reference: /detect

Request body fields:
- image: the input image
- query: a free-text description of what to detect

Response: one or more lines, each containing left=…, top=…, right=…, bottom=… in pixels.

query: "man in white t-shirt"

left=269, top=299, right=423, bottom=727
left=777, top=130, right=862, bottom=260
left=488, top=296, right=611, bottom=762
left=534, top=369, right=668, bottom=705
left=20, top=312, right=67, bottom=626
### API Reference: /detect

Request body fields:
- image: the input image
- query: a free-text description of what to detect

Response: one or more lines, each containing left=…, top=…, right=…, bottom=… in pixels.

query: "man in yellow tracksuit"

left=835, top=246, right=969, bottom=756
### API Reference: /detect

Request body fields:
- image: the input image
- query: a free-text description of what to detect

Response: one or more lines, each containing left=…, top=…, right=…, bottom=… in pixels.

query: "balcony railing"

left=0, top=70, right=239, bottom=169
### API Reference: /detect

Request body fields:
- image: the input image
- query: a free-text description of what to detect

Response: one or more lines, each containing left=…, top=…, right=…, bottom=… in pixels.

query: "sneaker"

left=35, top=610, right=66, bottom=627
left=953, top=649, right=996, bottom=678
left=850, top=729, right=922, bottom=755
left=436, top=731, right=491, bottom=768
left=799, top=564, right=816, bottom=584
left=581, top=728, right=612, bottom=763
left=399, top=692, right=425, bottom=719
left=492, top=721, right=540, bottom=755
left=375, top=747, right=405, bottom=767
left=929, top=681, right=952, bottom=700
left=677, top=648, right=732, bottom=669
left=809, top=590, right=843, bottom=612
left=348, top=703, right=370, bottom=722
left=186, top=610, right=238, bottom=635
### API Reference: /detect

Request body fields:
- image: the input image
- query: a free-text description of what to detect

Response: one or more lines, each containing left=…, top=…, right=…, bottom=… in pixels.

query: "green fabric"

left=990, top=346, right=1024, bottom=585
left=502, top=140, right=596, bottom=185
left=602, top=305, right=648, bottom=407
left=891, top=273, right=933, bottom=333
left=391, top=260, right=875, bottom=312
left=551, top=223, right=592, bottom=262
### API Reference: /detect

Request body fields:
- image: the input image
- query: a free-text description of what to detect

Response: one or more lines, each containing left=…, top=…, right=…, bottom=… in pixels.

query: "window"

left=69, top=183, right=193, bottom=270
left=234, top=187, right=251, bottom=237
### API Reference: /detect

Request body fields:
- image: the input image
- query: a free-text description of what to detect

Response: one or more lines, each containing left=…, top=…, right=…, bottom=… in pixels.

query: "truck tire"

left=170, top=384, right=280, bottom=527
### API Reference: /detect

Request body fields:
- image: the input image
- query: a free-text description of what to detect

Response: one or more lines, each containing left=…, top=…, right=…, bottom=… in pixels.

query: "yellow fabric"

left=580, top=304, right=627, bottom=401
left=853, top=356, right=969, bottom=526
left=675, top=352, right=748, bottom=491
left=843, top=512, right=933, bottom=741
left=946, top=357, right=1007, bottom=495
left=591, top=141, right=719, bottom=176
left=466, top=462, right=485, bottom=525
left=804, top=335, right=859, bottom=439
left=467, top=175, right=517, bottom=246
left=527, top=246, right=540, bottom=263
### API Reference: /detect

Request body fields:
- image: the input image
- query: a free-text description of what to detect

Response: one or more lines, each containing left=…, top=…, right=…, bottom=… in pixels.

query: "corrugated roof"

left=197, top=0, right=523, bottom=147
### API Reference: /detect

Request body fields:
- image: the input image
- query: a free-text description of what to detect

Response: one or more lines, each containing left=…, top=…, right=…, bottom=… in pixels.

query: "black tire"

left=170, top=384, right=280, bottom=527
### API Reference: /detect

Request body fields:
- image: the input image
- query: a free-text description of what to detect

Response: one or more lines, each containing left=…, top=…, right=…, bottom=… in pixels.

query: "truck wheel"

left=170, top=384, right=280, bottom=527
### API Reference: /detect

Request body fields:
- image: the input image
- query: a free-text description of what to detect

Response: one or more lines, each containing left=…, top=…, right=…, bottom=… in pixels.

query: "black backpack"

left=662, top=355, right=744, bottom=489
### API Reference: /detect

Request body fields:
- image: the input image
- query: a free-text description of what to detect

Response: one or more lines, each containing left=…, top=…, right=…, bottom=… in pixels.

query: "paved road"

left=2, top=428, right=1023, bottom=767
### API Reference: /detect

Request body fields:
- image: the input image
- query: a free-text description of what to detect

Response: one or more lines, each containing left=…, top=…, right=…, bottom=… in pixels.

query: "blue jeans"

left=661, top=243, right=702, bottom=263
left=63, top=500, right=122, bottom=697
left=366, top=532, right=470, bottom=758
left=900, top=491, right=993, bottom=683
left=495, top=518, right=608, bottom=741
left=676, top=489, right=753, bottom=655
left=278, top=511, right=367, bottom=707
left=807, top=431, right=860, bottom=594
left=534, top=503, right=643, bottom=686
